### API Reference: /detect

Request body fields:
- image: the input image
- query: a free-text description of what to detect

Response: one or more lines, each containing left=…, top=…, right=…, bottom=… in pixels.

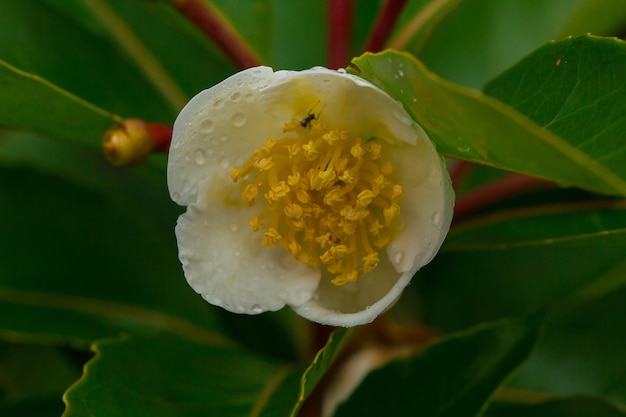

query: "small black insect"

left=300, top=102, right=323, bottom=128
left=300, top=111, right=317, bottom=128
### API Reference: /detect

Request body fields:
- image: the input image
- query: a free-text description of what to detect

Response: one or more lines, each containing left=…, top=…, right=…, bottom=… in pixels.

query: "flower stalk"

left=327, top=0, right=354, bottom=69
left=170, top=0, right=262, bottom=69
left=362, top=0, right=408, bottom=53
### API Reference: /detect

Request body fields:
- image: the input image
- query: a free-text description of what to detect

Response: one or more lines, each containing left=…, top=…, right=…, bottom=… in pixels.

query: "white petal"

left=168, top=66, right=276, bottom=205
left=258, top=67, right=421, bottom=146
left=176, top=174, right=320, bottom=314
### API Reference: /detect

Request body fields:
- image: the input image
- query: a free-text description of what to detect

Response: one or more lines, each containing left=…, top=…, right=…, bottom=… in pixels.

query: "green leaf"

left=259, top=328, right=351, bottom=417
left=63, top=329, right=350, bottom=417
left=558, top=0, right=626, bottom=38
left=0, top=341, right=81, bottom=416
left=484, top=35, right=626, bottom=184
left=63, top=334, right=287, bottom=417
left=400, top=0, right=595, bottom=89
left=509, top=266, right=626, bottom=406
left=417, top=202, right=626, bottom=330
left=0, top=160, right=225, bottom=347
left=0, top=60, right=120, bottom=147
left=351, top=46, right=626, bottom=196
left=487, top=396, right=626, bottom=417
left=333, top=312, right=544, bottom=417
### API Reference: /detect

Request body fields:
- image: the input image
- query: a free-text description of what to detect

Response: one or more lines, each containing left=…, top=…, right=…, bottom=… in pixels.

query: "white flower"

left=167, top=66, right=453, bottom=327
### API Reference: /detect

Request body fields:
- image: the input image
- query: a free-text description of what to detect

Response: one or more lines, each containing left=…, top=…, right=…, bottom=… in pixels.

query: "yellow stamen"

left=232, top=119, right=403, bottom=286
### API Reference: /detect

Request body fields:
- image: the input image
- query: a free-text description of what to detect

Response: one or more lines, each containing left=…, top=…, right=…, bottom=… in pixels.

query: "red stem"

left=362, top=0, right=408, bottom=53
left=449, top=159, right=474, bottom=190
left=147, top=123, right=173, bottom=152
left=453, top=174, right=555, bottom=221
left=327, top=0, right=354, bottom=69
left=172, top=0, right=262, bottom=69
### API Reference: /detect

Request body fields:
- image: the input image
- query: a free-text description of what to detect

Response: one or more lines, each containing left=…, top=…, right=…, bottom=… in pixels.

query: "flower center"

left=231, top=120, right=403, bottom=286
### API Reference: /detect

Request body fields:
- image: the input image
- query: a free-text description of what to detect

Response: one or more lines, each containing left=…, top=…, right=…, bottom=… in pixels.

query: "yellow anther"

left=391, top=184, right=403, bottom=201
left=367, top=143, right=382, bottom=160
left=384, top=203, right=400, bottom=225
left=320, top=244, right=349, bottom=264
left=231, top=116, right=402, bottom=286
left=362, top=252, right=380, bottom=273
left=242, top=184, right=258, bottom=205
left=368, top=218, right=384, bottom=235
left=339, top=170, right=355, bottom=184
left=249, top=216, right=264, bottom=231
left=296, top=189, right=311, bottom=204
left=288, top=142, right=301, bottom=157
left=323, top=188, right=346, bottom=207
left=267, top=181, right=290, bottom=201
left=231, top=168, right=242, bottom=182
left=255, top=157, right=273, bottom=171
left=310, top=169, right=336, bottom=191
left=339, top=219, right=357, bottom=235
left=340, top=206, right=361, bottom=222
left=262, top=228, right=282, bottom=248
left=288, top=241, right=302, bottom=257
left=332, top=270, right=358, bottom=286
left=356, top=189, right=376, bottom=207
left=350, top=141, right=365, bottom=159
left=284, top=203, right=303, bottom=219
left=302, top=140, right=319, bottom=160
left=373, top=232, right=390, bottom=248
left=283, top=121, right=299, bottom=132
left=287, top=172, right=301, bottom=186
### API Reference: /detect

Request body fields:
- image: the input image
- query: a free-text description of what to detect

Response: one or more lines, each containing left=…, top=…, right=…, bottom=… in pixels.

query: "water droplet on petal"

left=394, top=251, right=404, bottom=265
left=200, top=119, right=214, bottom=133
left=244, top=93, right=255, bottom=103
left=431, top=211, right=442, bottom=226
left=171, top=191, right=180, bottom=201
left=229, top=223, right=239, bottom=232
left=234, top=251, right=241, bottom=257
left=251, top=304, right=263, bottom=314
left=192, top=149, right=206, bottom=165
left=398, top=69, right=404, bottom=77
left=213, top=98, right=224, bottom=109
left=231, top=92, right=241, bottom=102
left=337, top=68, right=346, bottom=74
left=231, top=113, right=246, bottom=127
left=220, top=158, right=230, bottom=169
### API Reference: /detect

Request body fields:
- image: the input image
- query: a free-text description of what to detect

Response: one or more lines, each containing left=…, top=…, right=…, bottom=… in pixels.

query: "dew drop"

left=251, top=304, right=263, bottom=314
left=244, top=93, right=255, bottom=103
left=192, top=149, right=206, bottom=165
left=457, top=144, right=471, bottom=153
left=229, top=223, right=239, bottom=232
left=171, top=191, right=181, bottom=201
left=219, top=158, right=230, bottom=169
left=231, top=113, right=246, bottom=127
left=394, top=251, right=405, bottom=265
left=213, top=98, right=224, bottom=109
left=200, top=119, right=214, bottom=133
left=231, top=92, right=241, bottom=102
left=337, top=68, right=347, bottom=74
left=234, top=251, right=241, bottom=257
left=431, top=211, right=442, bottom=226
left=398, top=69, right=404, bottom=77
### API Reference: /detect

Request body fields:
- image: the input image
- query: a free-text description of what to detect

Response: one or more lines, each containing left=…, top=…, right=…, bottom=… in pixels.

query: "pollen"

left=231, top=118, right=403, bottom=286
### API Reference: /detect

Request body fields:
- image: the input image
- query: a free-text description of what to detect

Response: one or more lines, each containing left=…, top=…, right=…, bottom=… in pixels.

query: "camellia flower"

left=167, top=66, right=453, bottom=327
